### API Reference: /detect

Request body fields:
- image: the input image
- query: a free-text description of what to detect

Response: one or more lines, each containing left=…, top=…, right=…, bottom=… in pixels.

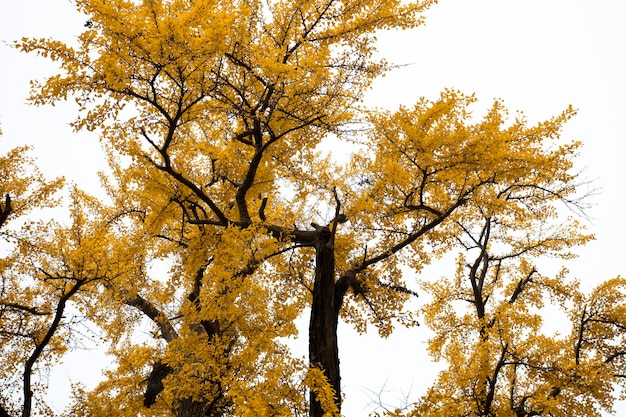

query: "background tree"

left=388, top=157, right=626, bottom=416
left=0, top=141, right=64, bottom=417
left=0, top=141, right=141, bottom=417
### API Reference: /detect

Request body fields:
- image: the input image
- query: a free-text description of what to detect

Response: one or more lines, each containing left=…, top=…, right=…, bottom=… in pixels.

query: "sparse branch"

left=187, top=265, right=209, bottom=306
left=113, top=86, right=174, bottom=125
left=264, top=114, right=326, bottom=145
left=586, top=315, right=626, bottom=332
left=467, top=218, right=491, bottom=319
left=332, top=197, right=466, bottom=318
left=508, top=268, right=537, bottom=304
left=151, top=159, right=230, bottom=226
left=233, top=241, right=308, bottom=280
left=233, top=129, right=255, bottom=146
left=351, top=196, right=467, bottom=274
left=224, top=52, right=268, bottom=88
left=404, top=203, right=443, bottom=218
left=144, top=361, right=173, bottom=408
left=3, top=303, right=51, bottom=316
left=263, top=223, right=318, bottom=245
left=334, top=271, right=364, bottom=313
left=605, top=351, right=626, bottom=364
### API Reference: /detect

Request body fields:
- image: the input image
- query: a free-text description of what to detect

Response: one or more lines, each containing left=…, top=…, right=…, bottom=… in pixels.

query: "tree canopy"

left=1, top=0, right=624, bottom=416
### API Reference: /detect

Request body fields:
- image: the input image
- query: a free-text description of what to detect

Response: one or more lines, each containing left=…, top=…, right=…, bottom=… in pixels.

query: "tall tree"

left=14, top=2, right=608, bottom=417
left=17, top=0, right=436, bottom=414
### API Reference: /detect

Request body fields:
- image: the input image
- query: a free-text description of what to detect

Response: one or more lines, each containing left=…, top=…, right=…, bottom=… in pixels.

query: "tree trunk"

left=309, top=226, right=341, bottom=417
left=175, top=400, right=209, bottom=417
left=173, top=389, right=230, bottom=417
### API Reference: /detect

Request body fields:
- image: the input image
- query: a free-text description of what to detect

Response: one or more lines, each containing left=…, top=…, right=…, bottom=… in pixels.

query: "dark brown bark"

left=0, top=194, right=12, bottom=228
left=175, top=400, right=209, bottom=417
left=0, top=403, right=11, bottom=417
left=143, top=357, right=230, bottom=416
left=305, top=197, right=467, bottom=417
left=22, top=280, right=84, bottom=417
left=308, top=225, right=341, bottom=417
left=125, top=294, right=178, bottom=342
left=144, top=361, right=173, bottom=407
left=137, top=264, right=231, bottom=415
left=174, top=395, right=231, bottom=417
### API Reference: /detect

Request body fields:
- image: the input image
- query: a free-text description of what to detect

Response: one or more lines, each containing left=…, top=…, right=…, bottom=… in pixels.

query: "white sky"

left=1, top=0, right=625, bottom=415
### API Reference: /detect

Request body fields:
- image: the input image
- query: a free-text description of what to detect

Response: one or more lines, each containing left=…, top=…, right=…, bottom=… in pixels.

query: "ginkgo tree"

left=0, top=142, right=141, bottom=417
left=400, top=215, right=626, bottom=416
left=382, top=140, right=626, bottom=416
left=6, top=0, right=624, bottom=416
left=17, top=0, right=443, bottom=414
left=0, top=141, right=66, bottom=417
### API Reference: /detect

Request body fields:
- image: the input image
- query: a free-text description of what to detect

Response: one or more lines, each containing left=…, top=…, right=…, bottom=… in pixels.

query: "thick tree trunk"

left=175, top=400, right=209, bottom=417
left=309, top=226, right=341, bottom=417
left=174, top=398, right=228, bottom=417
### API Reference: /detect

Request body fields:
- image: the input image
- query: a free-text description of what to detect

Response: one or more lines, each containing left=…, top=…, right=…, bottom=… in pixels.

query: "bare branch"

left=3, top=303, right=51, bottom=316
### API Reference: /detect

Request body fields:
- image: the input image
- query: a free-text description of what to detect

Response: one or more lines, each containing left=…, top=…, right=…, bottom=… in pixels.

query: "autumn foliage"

left=1, top=0, right=624, bottom=416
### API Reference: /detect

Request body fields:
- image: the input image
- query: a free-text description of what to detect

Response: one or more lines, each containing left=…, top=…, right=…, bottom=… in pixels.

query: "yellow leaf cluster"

left=8, top=0, right=623, bottom=416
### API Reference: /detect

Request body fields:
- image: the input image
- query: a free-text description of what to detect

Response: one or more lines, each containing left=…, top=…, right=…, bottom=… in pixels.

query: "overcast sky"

left=1, top=0, right=625, bottom=415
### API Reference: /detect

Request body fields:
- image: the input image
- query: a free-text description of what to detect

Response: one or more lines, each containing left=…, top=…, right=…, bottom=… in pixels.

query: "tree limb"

left=22, top=279, right=86, bottom=417
left=125, top=295, right=178, bottom=342
left=0, top=403, right=11, bottom=417
left=3, top=303, right=51, bottom=316
left=0, top=194, right=12, bottom=228
left=144, top=361, right=173, bottom=408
